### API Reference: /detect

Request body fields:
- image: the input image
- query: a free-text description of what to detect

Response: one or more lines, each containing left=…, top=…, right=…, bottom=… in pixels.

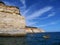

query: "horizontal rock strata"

left=0, top=2, right=45, bottom=36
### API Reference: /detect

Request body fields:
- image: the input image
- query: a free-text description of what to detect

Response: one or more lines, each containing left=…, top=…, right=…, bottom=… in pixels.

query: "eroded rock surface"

left=0, top=2, right=25, bottom=30
left=0, top=2, right=45, bottom=36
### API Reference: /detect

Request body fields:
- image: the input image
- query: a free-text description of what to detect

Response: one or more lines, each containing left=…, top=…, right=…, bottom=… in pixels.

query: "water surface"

left=0, top=32, right=60, bottom=45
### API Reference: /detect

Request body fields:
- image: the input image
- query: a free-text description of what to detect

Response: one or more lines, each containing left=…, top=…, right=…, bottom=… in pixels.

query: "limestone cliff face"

left=0, top=2, right=25, bottom=31
left=25, top=26, right=45, bottom=33
left=0, top=2, right=45, bottom=35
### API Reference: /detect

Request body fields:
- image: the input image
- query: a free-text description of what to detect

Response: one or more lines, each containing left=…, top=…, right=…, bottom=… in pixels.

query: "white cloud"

left=26, top=6, right=53, bottom=20
left=26, top=21, right=57, bottom=27
left=20, top=0, right=26, bottom=9
left=37, top=12, right=55, bottom=20
left=22, top=3, right=37, bottom=16
left=25, top=6, right=53, bottom=26
left=20, top=0, right=25, bottom=5
left=48, top=12, right=55, bottom=17
left=38, top=21, right=59, bottom=27
left=26, top=21, right=37, bottom=26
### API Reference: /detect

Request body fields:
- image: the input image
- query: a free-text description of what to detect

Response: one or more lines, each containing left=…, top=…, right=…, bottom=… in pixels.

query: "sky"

left=0, top=0, right=60, bottom=32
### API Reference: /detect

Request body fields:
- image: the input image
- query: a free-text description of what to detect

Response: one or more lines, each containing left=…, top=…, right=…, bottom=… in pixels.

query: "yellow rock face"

left=25, top=26, right=45, bottom=33
left=0, top=2, right=45, bottom=36
left=0, top=3, right=25, bottom=30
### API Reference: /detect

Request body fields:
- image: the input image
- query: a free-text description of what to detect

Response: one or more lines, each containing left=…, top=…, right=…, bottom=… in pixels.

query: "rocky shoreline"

left=0, top=28, right=44, bottom=36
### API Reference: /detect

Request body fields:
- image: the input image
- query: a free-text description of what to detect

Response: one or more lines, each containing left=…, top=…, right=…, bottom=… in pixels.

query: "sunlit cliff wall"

left=0, top=2, right=25, bottom=31
left=25, top=26, right=45, bottom=33
left=0, top=2, right=44, bottom=35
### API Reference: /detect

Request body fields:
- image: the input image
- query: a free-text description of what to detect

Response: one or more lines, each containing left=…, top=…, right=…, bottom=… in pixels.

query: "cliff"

left=25, top=26, right=45, bottom=33
left=0, top=2, right=45, bottom=36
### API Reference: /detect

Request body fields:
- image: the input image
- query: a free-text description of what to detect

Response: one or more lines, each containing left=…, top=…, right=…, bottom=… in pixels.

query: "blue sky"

left=1, top=0, right=60, bottom=32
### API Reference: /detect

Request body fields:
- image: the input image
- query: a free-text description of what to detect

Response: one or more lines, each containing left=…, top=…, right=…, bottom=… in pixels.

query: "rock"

left=0, top=2, right=45, bottom=36
left=0, top=2, right=26, bottom=36
left=43, top=35, right=50, bottom=39
left=25, top=26, right=45, bottom=33
left=0, top=2, right=25, bottom=30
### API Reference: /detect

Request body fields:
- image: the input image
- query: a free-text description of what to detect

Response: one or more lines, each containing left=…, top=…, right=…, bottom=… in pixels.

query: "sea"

left=0, top=32, right=60, bottom=45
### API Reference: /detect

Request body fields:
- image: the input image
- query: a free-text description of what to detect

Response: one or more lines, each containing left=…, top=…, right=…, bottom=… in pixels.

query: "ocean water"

left=0, top=32, right=60, bottom=45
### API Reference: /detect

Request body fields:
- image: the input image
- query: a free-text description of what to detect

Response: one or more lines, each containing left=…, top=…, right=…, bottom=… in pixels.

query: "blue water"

left=27, top=32, right=60, bottom=45
left=0, top=32, right=60, bottom=45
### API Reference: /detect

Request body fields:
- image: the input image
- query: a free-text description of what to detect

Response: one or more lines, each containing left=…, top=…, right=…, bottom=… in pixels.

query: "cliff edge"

left=0, top=2, right=45, bottom=36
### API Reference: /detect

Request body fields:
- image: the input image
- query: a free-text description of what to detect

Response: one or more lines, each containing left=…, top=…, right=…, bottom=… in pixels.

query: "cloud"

left=38, top=21, right=59, bottom=27
left=37, top=12, right=55, bottom=20
left=25, top=6, right=53, bottom=26
left=26, top=21, right=58, bottom=27
left=22, top=3, right=38, bottom=16
left=26, top=22, right=37, bottom=26
left=20, top=0, right=26, bottom=9
left=26, top=6, right=53, bottom=20
left=48, top=12, right=55, bottom=17
left=20, top=0, right=25, bottom=5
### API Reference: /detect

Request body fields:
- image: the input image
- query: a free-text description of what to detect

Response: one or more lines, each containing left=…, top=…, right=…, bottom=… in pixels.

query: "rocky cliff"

left=0, top=2, right=25, bottom=30
left=25, top=26, right=45, bottom=33
left=0, top=2, right=44, bottom=36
